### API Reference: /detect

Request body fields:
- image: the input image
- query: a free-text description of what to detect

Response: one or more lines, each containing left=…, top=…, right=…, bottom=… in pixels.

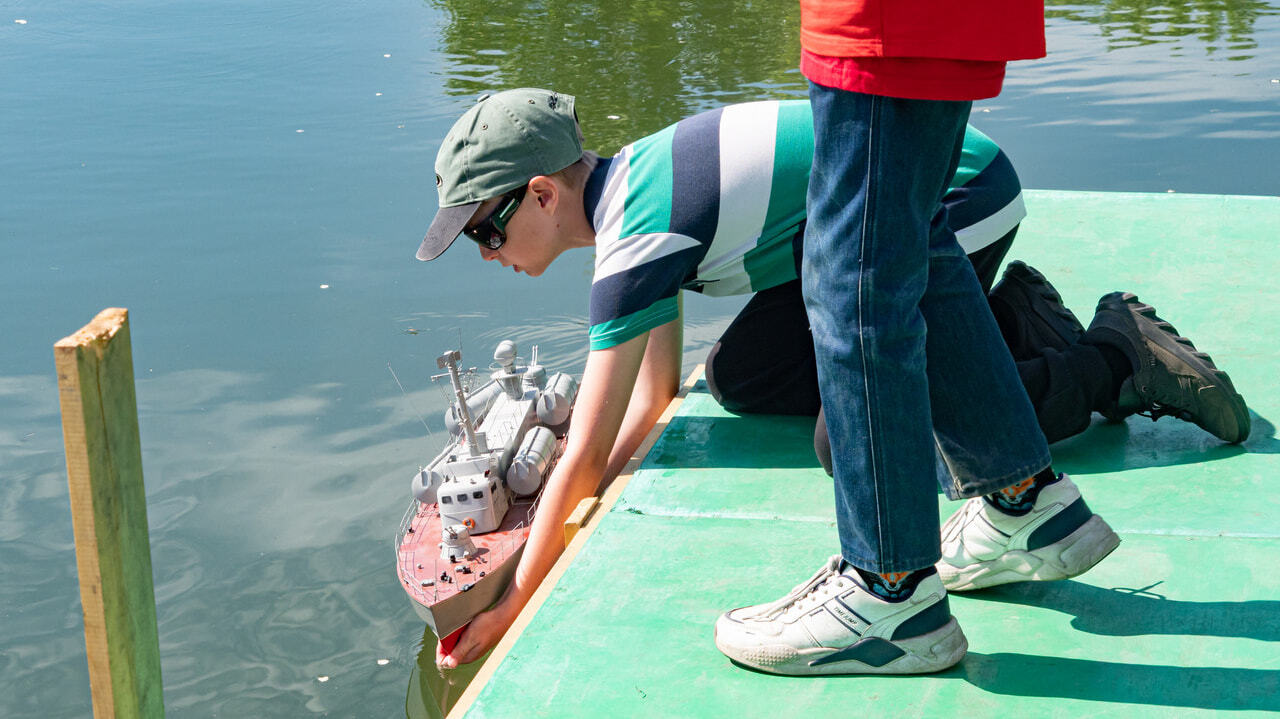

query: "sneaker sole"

left=939, top=514, right=1121, bottom=592
left=718, top=618, right=968, bottom=676
left=1114, top=293, right=1251, bottom=443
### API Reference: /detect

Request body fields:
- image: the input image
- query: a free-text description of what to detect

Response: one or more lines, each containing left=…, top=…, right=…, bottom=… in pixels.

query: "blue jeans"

left=803, top=82, right=1051, bottom=573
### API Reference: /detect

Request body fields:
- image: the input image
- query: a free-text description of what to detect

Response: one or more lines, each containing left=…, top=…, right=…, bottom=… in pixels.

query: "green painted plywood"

left=617, top=465, right=834, bottom=523
left=639, top=390, right=819, bottom=472
left=619, top=386, right=832, bottom=522
left=625, top=384, right=1279, bottom=538
left=468, top=513, right=1280, bottom=718
left=463, top=192, right=1280, bottom=717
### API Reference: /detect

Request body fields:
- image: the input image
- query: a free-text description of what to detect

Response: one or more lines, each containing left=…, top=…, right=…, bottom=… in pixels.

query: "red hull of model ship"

left=397, top=497, right=536, bottom=638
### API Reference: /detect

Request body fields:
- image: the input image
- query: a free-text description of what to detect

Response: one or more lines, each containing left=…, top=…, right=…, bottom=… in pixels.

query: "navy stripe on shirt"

left=942, top=149, right=1020, bottom=233
left=588, top=246, right=704, bottom=327
left=669, top=107, right=723, bottom=246
left=583, top=155, right=614, bottom=233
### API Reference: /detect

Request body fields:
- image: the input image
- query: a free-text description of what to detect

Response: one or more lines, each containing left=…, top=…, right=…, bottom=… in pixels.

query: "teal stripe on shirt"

left=953, top=125, right=1001, bottom=187
left=762, top=100, right=813, bottom=234
left=588, top=295, right=679, bottom=351
left=620, top=123, right=677, bottom=238
left=744, top=100, right=813, bottom=291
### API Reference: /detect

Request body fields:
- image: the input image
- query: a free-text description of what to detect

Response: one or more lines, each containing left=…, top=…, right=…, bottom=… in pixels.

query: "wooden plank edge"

left=446, top=366, right=704, bottom=718
left=562, top=496, right=599, bottom=546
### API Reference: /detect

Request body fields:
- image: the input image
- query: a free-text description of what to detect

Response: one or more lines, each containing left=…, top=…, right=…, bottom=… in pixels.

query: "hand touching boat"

left=436, top=324, right=683, bottom=667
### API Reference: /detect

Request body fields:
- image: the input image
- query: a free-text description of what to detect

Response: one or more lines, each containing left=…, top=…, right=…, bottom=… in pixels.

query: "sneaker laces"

left=753, top=555, right=849, bottom=621
left=1136, top=374, right=1202, bottom=422
left=942, top=495, right=985, bottom=540
left=1136, top=402, right=1194, bottom=423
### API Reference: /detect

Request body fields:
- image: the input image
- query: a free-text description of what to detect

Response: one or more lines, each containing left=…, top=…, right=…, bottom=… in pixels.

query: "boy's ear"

left=528, top=175, right=557, bottom=211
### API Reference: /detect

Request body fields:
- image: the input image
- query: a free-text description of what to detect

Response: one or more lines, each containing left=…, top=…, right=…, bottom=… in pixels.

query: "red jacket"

left=800, top=0, right=1045, bottom=100
left=800, top=0, right=1046, bottom=61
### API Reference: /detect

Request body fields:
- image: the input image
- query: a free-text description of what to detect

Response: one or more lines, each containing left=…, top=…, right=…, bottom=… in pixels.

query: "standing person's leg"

left=916, top=202, right=1051, bottom=496
left=803, top=88, right=1049, bottom=571
left=912, top=207, right=1120, bottom=595
left=716, top=85, right=1047, bottom=676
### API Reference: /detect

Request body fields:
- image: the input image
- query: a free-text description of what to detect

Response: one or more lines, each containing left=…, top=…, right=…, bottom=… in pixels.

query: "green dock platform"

left=452, top=191, right=1280, bottom=717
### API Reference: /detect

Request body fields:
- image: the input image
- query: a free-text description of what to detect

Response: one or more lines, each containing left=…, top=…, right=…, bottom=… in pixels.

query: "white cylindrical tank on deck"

left=523, top=362, right=547, bottom=391
left=443, top=380, right=503, bottom=435
left=536, top=372, right=577, bottom=428
left=411, top=468, right=445, bottom=504
left=507, top=426, right=557, bottom=496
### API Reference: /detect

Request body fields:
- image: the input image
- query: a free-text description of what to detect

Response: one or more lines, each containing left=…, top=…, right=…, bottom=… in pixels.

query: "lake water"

left=2, top=1, right=1277, bottom=716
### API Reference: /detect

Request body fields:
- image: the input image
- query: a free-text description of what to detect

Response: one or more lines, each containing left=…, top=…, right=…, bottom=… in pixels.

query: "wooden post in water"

left=55, top=308, right=164, bottom=719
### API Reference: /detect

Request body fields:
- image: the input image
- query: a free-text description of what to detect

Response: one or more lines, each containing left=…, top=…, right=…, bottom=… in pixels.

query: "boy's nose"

left=478, top=245, right=499, bottom=262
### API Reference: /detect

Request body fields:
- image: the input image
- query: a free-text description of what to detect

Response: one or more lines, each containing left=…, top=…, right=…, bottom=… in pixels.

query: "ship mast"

left=437, top=350, right=481, bottom=457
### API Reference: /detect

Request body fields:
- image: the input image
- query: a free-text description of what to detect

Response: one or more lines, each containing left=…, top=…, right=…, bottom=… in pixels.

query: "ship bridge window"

left=440, top=496, right=452, bottom=504
left=456, top=494, right=468, bottom=503
left=472, top=490, right=484, bottom=499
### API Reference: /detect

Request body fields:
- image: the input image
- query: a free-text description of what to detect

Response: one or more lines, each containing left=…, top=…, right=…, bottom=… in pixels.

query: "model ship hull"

left=394, top=342, right=575, bottom=640
left=397, top=499, right=532, bottom=638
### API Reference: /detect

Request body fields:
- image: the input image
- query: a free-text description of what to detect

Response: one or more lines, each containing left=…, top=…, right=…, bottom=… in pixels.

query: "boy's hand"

left=435, top=601, right=518, bottom=669
left=434, top=333, right=666, bottom=670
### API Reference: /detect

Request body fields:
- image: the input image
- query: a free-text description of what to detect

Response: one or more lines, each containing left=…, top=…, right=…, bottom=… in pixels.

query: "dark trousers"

left=704, top=229, right=1113, bottom=474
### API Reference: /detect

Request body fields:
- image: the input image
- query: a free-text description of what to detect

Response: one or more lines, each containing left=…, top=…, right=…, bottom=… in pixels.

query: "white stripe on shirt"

left=954, top=191, right=1026, bottom=254
left=698, top=102, right=779, bottom=281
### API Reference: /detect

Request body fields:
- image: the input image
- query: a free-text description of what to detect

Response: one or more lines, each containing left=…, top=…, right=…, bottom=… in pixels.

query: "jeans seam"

left=859, top=94, right=889, bottom=568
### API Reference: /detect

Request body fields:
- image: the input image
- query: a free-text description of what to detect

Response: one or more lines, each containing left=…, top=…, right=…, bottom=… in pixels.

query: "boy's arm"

left=437, top=329, right=653, bottom=667
left=602, top=308, right=683, bottom=486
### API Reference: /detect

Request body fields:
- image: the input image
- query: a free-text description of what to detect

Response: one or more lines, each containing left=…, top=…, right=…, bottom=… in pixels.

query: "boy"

left=417, top=88, right=1247, bottom=669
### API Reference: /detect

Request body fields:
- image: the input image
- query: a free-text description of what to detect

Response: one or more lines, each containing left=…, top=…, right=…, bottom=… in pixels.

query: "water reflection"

left=428, top=0, right=806, bottom=152
left=1046, top=0, right=1278, bottom=59
left=427, top=0, right=1280, bottom=193
left=0, top=364, right=454, bottom=717
left=405, top=625, right=487, bottom=719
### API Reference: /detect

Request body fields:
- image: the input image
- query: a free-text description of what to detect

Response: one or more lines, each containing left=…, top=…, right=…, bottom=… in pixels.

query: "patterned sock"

left=851, top=565, right=938, bottom=603
left=985, top=467, right=1061, bottom=517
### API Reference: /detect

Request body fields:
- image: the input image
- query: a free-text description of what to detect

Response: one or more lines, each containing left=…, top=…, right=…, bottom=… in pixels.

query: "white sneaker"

left=938, top=474, right=1120, bottom=592
left=714, top=556, right=967, bottom=676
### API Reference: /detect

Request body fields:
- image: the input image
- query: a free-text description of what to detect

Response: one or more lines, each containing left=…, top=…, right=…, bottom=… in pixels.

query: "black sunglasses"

left=460, top=185, right=527, bottom=250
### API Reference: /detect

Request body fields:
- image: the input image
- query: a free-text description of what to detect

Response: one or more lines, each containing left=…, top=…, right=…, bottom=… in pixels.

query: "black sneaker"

left=1087, top=292, right=1251, bottom=444
left=988, top=261, right=1085, bottom=359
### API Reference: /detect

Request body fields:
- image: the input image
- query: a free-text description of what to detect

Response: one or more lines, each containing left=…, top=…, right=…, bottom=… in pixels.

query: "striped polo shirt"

left=583, top=99, right=1023, bottom=351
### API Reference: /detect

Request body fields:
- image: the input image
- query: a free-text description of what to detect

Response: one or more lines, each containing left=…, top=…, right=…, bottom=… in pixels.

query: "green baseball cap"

left=417, top=88, right=582, bottom=261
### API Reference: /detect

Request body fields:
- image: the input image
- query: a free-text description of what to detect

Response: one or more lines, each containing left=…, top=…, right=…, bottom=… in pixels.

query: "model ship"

left=395, top=340, right=577, bottom=645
